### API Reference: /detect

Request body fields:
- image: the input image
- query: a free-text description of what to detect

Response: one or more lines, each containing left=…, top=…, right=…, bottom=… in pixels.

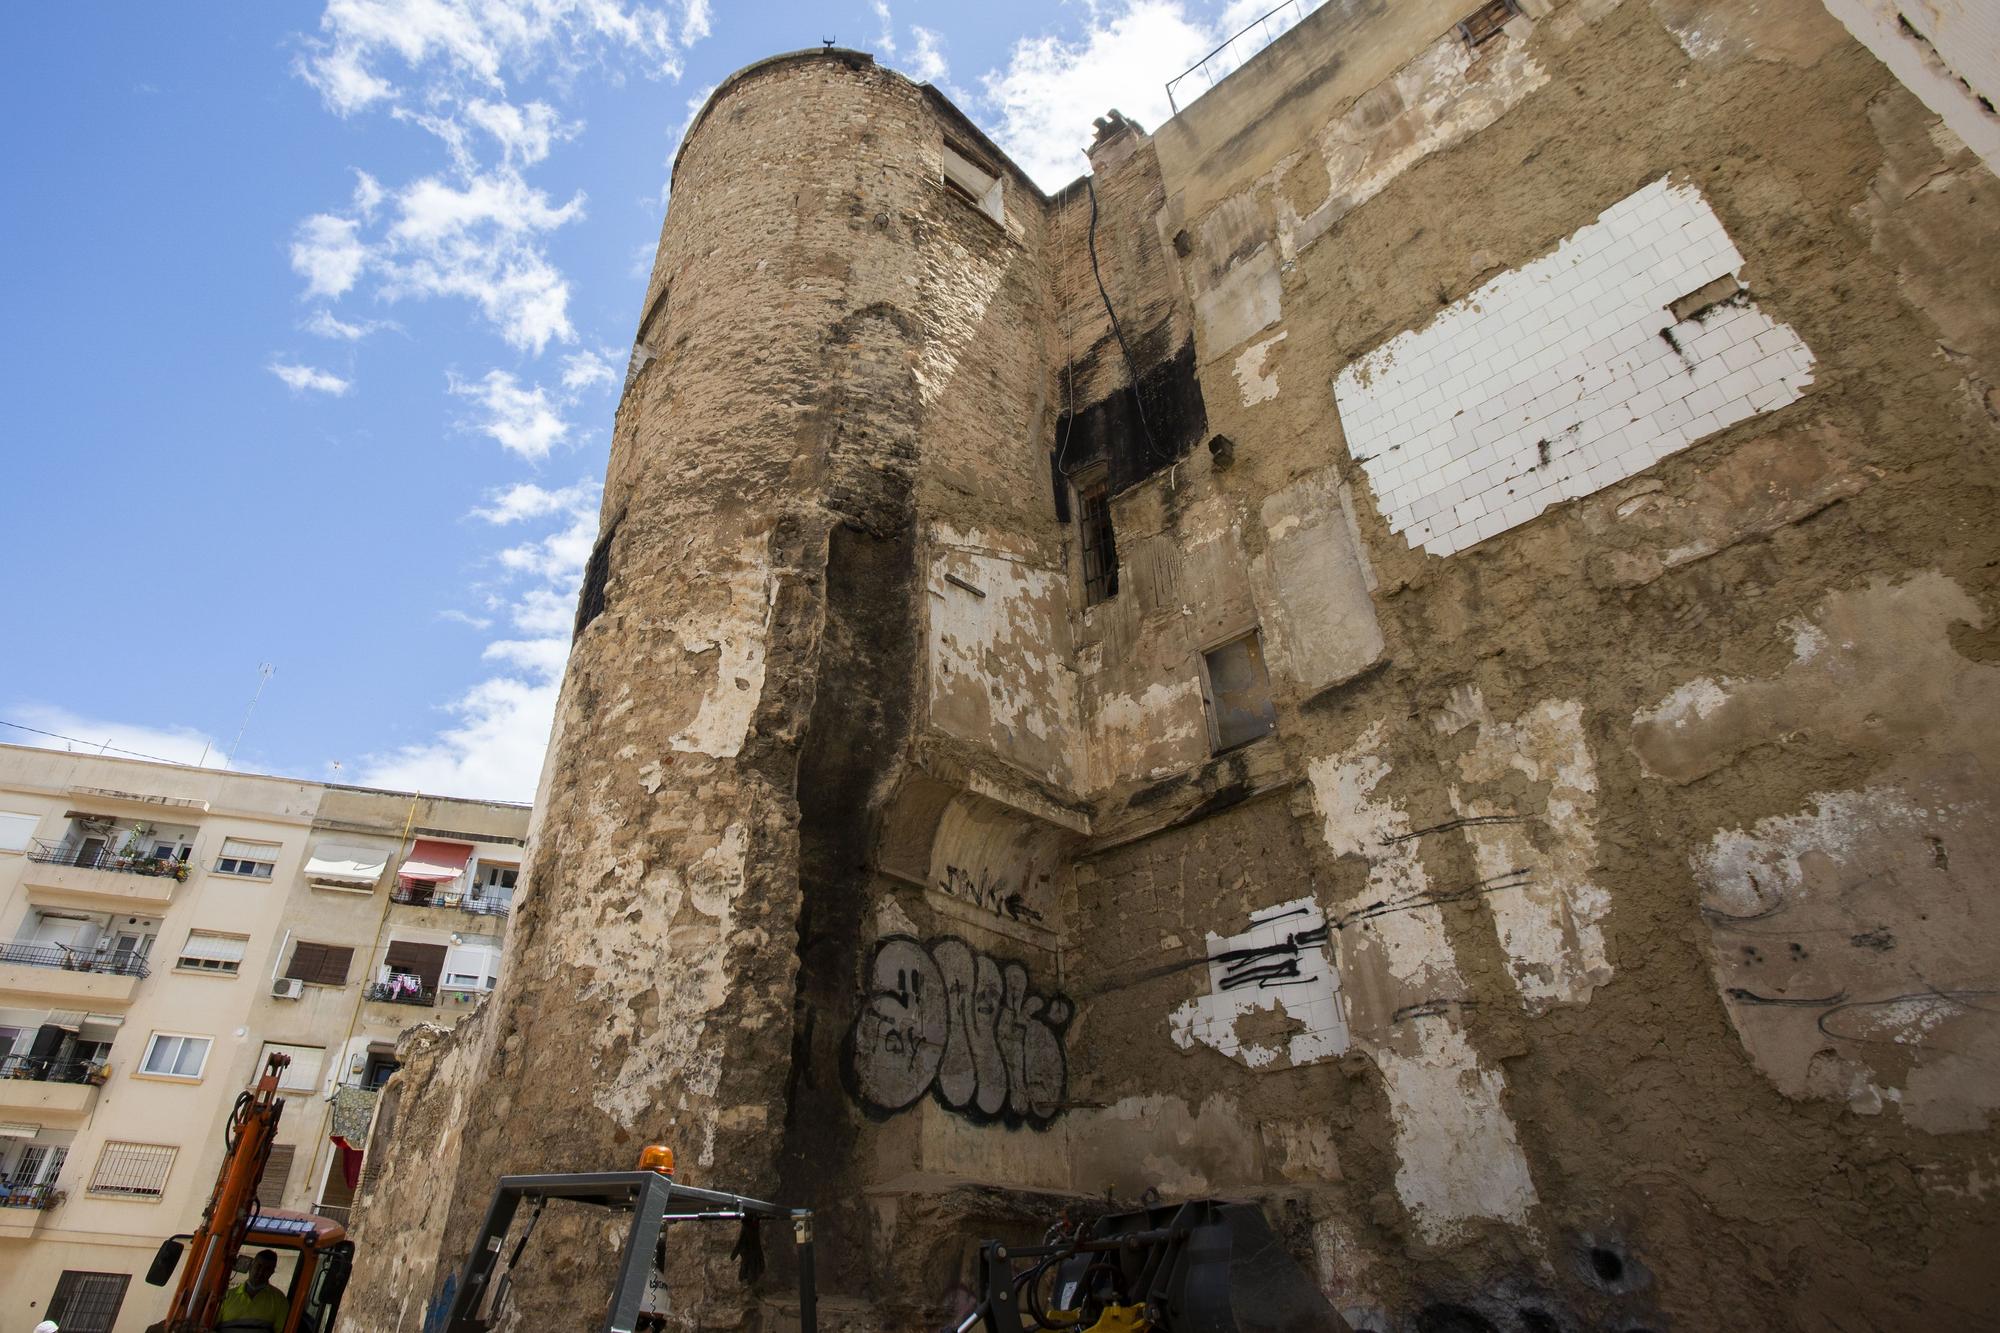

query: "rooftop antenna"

left=221, top=663, right=276, bottom=768
left=822, top=36, right=836, bottom=48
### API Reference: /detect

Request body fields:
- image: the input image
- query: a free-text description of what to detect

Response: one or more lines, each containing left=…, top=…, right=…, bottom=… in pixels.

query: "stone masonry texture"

left=345, top=3, right=2000, bottom=1329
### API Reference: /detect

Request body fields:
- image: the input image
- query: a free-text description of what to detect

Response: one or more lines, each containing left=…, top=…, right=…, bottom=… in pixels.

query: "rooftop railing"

left=26, top=839, right=190, bottom=882
left=0, top=942, right=151, bottom=979
left=1165, top=0, right=1316, bottom=114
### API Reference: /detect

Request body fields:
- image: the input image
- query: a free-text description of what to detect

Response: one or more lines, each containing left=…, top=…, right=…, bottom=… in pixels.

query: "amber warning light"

left=638, top=1144, right=675, bottom=1177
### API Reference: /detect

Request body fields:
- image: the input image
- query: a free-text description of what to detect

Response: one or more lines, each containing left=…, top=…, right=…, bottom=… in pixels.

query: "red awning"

left=398, top=838, right=473, bottom=883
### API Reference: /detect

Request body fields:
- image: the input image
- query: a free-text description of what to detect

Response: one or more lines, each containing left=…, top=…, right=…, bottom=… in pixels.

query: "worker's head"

left=35, top=1321, right=59, bottom=1333
left=249, top=1248, right=278, bottom=1289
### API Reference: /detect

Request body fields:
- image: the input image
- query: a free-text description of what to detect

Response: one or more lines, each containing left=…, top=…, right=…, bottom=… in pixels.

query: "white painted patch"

left=1305, top=724, right=1539, bottom=1239
left=1334, top=178, right=1816, bottom=557
left=1170, top=897, right=1348, bottom=1069
left=1632, top=676, right=1732, bottom=731
left=668, top=536, right=771, bottom=759
left=1439, top=691, right=1613, bottom=1010
left=1232, top=331, right=1287, bottom=406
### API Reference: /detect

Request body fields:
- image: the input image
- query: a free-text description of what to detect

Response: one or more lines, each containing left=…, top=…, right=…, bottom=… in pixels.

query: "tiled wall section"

left=1333, top=178, right=1815, bottom=557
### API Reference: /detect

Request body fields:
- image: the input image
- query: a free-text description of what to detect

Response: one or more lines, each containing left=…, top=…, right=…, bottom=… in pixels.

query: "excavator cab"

left=147, top=1212, right=353, bottom=1332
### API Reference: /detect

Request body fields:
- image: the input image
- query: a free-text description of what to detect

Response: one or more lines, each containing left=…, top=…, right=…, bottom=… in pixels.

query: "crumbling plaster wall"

left=351, top=3, right=2000, bottom=1329
left=1050, top=0, right=2000, bottom=1326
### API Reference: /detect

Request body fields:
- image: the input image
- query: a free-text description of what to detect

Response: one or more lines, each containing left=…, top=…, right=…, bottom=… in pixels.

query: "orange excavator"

left=143, top=1052, right=355, bottom=1332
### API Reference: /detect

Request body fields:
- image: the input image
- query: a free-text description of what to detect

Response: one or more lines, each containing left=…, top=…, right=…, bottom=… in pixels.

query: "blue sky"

left=0, top=0, right=1283, bottom=801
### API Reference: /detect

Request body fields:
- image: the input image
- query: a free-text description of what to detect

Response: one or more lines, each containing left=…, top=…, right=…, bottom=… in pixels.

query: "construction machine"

left=143, top=1052, right=355, bottom=1333
left=441, top=1143, right=1340, bottom=1333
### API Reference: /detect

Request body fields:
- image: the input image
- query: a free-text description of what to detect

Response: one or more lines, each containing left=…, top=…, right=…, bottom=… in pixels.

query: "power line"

left=0, top=718, right=201, bottom=768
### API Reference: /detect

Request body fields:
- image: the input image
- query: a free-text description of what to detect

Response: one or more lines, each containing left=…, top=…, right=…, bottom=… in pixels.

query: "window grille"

left=1076, top=470, right=1119, bottom=604
left=47, top=1272, right=130, bottom=1333
left=89, top=1142, right=176, bottom=1198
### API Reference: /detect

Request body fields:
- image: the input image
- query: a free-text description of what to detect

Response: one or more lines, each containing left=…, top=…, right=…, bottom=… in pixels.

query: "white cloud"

left=681, top=0, right=711, bottom=46
left=297, top=0, right=699, bottom=117
left=5, top=704, right=230, bottom=770
left=270, top=361, right=354, bottom=395
left=439, top=608, right=494, bottom=629
left=873, top=1, right=896, bottom=54
left=511, top=586, right=577, bottom=636
left=464, top=98, right=575, bottom=165
left=560, top=347, right=616, bottom=392
left=496, top=503, right=598, bottom=582
left=907, top=25, right=949, bottom=85
left=450, top=369, right=568, bottom=458
left=473, top=478, right=600, bottom=524
left=483, top=637, right=571, bottom=677
left=979, top=0, right=1216, bottom=189
left=290, top=213, right=369, bottom=298
left=304, top=308, right=398, bottom=340
left=354, top=673, right=558, bottom=800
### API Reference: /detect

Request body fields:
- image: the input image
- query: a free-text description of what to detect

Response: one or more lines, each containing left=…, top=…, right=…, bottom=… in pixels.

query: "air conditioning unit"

left=271, top=977, right=304, bottom=1000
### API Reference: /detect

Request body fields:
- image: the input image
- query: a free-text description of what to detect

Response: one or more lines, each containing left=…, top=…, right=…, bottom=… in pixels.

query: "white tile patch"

left=1169, top=897, right=1349, bottom=1069
left=1333, top=178, right=1815, bottom=557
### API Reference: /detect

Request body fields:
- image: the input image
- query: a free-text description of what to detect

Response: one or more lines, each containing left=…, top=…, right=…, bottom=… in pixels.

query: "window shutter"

left=285, top=942, right=325, bottom=982
left=263, top=1143, right=295, bottom=1200
left=220, top=838, right=278, bottom=861
left=315, top=946, right=353, bottom=986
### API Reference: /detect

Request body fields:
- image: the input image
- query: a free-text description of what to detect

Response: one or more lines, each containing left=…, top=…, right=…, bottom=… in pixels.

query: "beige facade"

left=0, top=743, right=526, bottom=1332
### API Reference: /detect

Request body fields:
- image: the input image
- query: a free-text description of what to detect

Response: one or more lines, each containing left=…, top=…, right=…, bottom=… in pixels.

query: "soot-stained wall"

left=350, top=5, right=2000, bottom=1330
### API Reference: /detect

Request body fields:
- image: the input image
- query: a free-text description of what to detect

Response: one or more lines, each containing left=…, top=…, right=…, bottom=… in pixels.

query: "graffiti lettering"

left=844, top=935, right=1071, bottom=1129
left=937, top=864, right=1046, bottom=925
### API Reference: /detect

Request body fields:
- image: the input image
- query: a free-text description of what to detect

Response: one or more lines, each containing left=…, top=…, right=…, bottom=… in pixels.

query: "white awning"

left=304, top=843, right=389, bottom=884
left=0, top=1122, right=42, bottom=1139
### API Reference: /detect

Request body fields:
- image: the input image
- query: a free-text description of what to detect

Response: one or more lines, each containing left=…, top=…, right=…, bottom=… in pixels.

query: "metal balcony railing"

left=0, top=1181, right=64, bottom=1210
left=365, top=980, right=436, bottom=1006
left=26, top=839, right=190, bottom=881
left=1165, top=0, right=1317, bottom=113
left=390, top=885, right=511, bottom=919
left=0, top=1055, right=107, bottom=1085
left=0, top=942, right=151, bottom=978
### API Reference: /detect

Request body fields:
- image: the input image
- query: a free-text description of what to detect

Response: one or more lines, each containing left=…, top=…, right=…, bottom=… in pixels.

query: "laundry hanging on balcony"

left=397, top=839, right=472, bottom=884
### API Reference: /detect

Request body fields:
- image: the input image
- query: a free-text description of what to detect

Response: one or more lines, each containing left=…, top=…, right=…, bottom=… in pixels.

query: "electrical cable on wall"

left=1084, top=170, right=1162, bottom=465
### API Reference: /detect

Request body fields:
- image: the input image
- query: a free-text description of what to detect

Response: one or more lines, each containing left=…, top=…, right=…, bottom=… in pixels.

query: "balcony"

left=0, top=943, right=148, bottom=1006
left=0, top=1057, right=106, bottom=1124
left=364, top=980, right=436, bottom=1007
left=389, top=884, right=511, bottom=920
left=23, top=841, right=186, bottom=911
left=0, top=1181, right=65, bottom=1236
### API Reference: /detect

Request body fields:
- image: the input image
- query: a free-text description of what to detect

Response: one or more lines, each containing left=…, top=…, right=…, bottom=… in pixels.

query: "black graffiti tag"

left=937, top=864, right=1046, bottom=925
left=845, top=935, right=1072, bottom=1129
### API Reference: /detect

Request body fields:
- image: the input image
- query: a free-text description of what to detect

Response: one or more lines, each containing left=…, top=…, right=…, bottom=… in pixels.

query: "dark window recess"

left=573, top=517, right=617, bottom=638
left=1202, top=632, right=1279, bottom=752
left=285, top=942, right=355, bottom=987
left=1053, top=337, right=1209, bottom=502
left=262, top=1143, right=295, bottom=1200
left=1458, top=0, right=1520, bottom=46
left=48, top=1272, right=130, bottom=1333
left=384, top=940, right=449, bottom=993
left=1077, top=472, right=1120, bottom=605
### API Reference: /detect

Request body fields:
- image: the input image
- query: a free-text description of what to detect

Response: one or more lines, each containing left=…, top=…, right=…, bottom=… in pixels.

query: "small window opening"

left=942, top=139, right=1005, bottom=225
left=1075, top=468, right=1119, bottom=604
left=1201, top=631, right=1278, bottom=752
left=1458, top=0, right=1520, bottom=46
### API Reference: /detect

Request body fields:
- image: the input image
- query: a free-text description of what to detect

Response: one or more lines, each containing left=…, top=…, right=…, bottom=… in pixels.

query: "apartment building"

left=0, top=742, right=527, bottom=1332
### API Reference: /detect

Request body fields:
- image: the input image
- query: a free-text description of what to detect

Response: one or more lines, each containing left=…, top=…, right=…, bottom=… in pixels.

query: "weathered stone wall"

left=352, top=5, right=2000, bottom=1330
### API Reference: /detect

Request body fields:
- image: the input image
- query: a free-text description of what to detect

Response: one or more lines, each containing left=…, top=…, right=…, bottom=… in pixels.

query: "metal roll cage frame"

left=443, top=1171, right=817, bottom=1333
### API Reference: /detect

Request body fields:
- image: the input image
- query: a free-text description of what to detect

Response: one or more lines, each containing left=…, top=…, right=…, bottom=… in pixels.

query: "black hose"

left=1084, top=173, right=1161, bottom=466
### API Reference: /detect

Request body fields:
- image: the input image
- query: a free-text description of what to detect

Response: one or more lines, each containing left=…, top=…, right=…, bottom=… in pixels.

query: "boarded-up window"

left=384, top=940, right=448, bottom=992
left=285, top=941, right=355, bottom=987
left=1201, top=631, right=1279, bottom=752
left=262, top=1143, right=295, bottom=1201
